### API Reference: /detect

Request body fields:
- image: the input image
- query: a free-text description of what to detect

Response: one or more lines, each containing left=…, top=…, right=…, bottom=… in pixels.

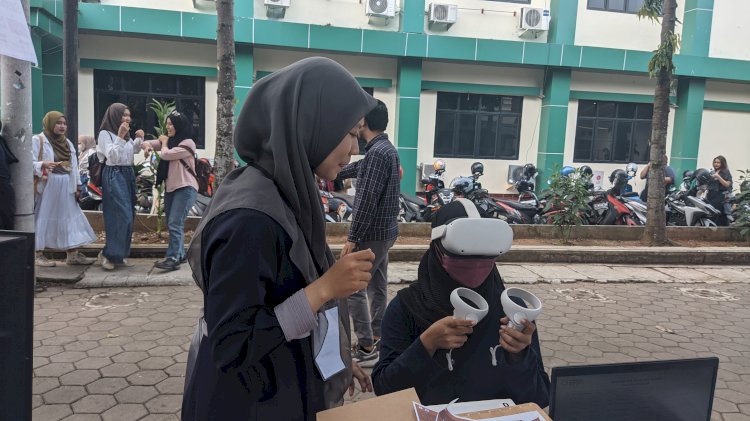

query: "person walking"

left=337, top=99, right=401, bottom=367
left=143, top=110, right=198, bottom=271
left=639, top=154, right=675, bottom=201
left=96, top=103, right=146, bottom=270
left=0, top=121, right=18, bottom=230
left=32, top=111, right=97, bottom=267
left=707, top=155, right=733, bottom=226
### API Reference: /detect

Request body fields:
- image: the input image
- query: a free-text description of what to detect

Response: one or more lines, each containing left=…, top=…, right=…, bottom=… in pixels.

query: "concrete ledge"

left=58, top=243, right=750, bottom=265
left=84, top=212, right=746, bottom=242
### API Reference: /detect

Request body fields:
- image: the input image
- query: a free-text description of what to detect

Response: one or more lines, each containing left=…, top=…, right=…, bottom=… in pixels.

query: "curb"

left=46, top=244, right=750, bottom=265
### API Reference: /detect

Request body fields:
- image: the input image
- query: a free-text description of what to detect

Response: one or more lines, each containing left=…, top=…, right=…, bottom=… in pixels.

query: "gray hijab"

left=187, top=57, right=376, bottom=408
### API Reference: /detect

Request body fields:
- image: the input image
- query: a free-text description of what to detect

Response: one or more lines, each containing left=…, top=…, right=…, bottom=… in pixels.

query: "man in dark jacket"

left=338, top=99, right=400, bottom=367
left=0, top=121, right=19, bottom=230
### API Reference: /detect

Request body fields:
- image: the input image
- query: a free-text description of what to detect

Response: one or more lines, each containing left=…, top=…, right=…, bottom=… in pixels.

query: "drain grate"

left=85, top=291, right=149, bottom=309
left=677, top=287, right=739, bottom=302
left=553, top=288, right=614, bottom=303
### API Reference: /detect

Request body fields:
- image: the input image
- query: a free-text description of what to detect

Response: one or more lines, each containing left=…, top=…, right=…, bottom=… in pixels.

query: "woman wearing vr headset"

left=371, top=199, right=550, bottom=407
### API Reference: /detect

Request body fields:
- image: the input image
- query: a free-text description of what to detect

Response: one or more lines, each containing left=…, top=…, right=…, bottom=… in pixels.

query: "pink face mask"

left=436, top=246, right=496, bottom=288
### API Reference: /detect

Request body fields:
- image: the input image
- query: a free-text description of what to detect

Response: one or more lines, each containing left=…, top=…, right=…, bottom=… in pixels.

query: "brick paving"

left=31, top=262, right=750, bottom=420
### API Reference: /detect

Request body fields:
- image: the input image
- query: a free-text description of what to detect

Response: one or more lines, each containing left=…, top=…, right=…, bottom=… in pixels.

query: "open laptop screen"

left=549, top=357, right=719, bottom=421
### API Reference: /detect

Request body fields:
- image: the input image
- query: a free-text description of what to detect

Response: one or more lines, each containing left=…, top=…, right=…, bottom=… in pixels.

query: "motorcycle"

left=79, top=182, right=103, bottom=211
left=399, top=193, right=427, bottom=222
left=420, top=161, right=454, bottom=221
left=491, top=163, right=542, bottom=224
left=599, top=169, right=643, bottom=226
left=189, top=193, right=212, bottom=217
left=319, top=189, right=349, bottom=222
left=449, top=171, right=507, bottom=220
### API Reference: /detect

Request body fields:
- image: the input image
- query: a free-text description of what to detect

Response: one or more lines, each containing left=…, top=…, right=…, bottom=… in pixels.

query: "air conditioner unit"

left=507, top=165, right=524, bottom=184
left=520, top=7, right=550, bottom=31
left=265, top=0, right=290, bottom=19
left=366, top=0, right=396, bottom=25
left=428, top=3, right=458, bottom=31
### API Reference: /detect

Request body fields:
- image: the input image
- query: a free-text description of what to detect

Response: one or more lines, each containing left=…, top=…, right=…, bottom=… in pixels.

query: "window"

left=573, top=100, right=652, bottom=163
left=587, top=0, right=645, bottom=13
left=94, top=70, right=206, bottom=148
left=434, top=92, right=522, bottom=160
left=485, top=0, right=531, bottom=3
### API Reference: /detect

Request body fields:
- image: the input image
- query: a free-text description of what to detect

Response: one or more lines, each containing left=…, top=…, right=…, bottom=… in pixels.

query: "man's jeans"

left=102, top=166, right=135, bottom=263
left=164, top=186, right=197, bottom=261
left=347, top=238, right=396, bottom=349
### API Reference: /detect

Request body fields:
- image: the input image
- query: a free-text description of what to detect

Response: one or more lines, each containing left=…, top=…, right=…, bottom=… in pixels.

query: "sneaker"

left=179, top=255, right=187, bottom=264
left=65, top=251, right=95, bottom=265
left=97, top=251, right=115, bottom=271
left=352, top=344, right=379, bottom=368
left=35, top=255, right=56, bottom=267
left=154, top=258, right=180, bottom=271
left=117, top=259, right=135, bottom=267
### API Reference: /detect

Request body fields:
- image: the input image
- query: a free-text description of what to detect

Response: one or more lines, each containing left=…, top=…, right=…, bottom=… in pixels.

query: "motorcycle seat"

left=495, top=198, right=538, bottom=211
left=402, top=194, right=425, bottom=206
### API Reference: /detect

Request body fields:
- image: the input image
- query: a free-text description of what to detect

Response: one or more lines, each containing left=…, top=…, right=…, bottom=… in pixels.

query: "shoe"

left=35, top=255, right=56, bottom=267
left=154, top=258, right=180, bottom=271
left=117, top=259, right=135, bottom=267
left=179, top=255, right=187, bottom=264
left=352, top=344, right=379, bottom=368
left=97, top=251, right=115, bottom=271
left=65, top=251, right=95, bottom=265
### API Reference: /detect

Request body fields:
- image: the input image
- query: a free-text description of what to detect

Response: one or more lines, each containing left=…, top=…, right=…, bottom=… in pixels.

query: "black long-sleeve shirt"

left=372, top=295, right=550, bottom=407
left=337, top=134, right=400, bottom=243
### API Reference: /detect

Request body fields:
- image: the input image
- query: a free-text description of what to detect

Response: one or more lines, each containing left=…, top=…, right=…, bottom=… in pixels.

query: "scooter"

left=79, top=182, right=103, bottom=211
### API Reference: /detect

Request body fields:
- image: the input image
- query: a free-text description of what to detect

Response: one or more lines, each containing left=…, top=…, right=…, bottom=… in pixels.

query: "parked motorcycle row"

left=399, top=160, right=734, bottom=227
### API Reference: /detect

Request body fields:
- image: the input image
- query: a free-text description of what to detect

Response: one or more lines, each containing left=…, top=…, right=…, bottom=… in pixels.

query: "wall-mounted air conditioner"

left=265, top=0, right=290, bottom=19
left=520, top=7, right=550, bottom=31
left=366, top=0, right=396, bottom=26
left=428, top=3, right=458, bottom=31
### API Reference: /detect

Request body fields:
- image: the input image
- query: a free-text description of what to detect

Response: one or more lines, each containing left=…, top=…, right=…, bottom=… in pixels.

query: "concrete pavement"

left=31, top=262, right=750, bottom=421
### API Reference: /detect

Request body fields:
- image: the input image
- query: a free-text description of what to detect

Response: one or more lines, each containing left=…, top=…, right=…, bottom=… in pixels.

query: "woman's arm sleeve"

left=371, top=297, right=445, bottom=396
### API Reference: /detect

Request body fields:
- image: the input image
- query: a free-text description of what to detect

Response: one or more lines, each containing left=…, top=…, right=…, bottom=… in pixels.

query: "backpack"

left=177, top=145, right=214, bottom=197
left=88, top=153, right=105, bottom=187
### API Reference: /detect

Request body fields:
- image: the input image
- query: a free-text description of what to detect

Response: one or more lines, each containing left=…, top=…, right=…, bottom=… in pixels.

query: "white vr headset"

left=430, top=198, right=514, bottom=257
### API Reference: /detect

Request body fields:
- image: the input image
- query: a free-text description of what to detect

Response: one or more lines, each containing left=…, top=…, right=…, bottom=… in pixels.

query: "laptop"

left=549, top=357, right=719, bottom=421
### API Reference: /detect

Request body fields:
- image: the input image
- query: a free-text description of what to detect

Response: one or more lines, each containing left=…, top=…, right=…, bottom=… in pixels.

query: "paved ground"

left=31, top=261, right=750, bottom=420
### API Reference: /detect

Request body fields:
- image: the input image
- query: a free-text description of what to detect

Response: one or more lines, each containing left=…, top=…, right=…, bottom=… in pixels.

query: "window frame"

left=93, top=69, right=207, bottom=149
left=573, top=99, right=653, bottom=164
left=484, top=0, right=531, bottom=3
left=433, top=92, right=523, bottom=160
left=587, top=0, right=646, bottom=14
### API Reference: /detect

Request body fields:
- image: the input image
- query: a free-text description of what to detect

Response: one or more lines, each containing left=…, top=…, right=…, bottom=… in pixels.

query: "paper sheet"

left=0, top=0, right=38, bottom=64
left=314, top=307, right=345, bottom=380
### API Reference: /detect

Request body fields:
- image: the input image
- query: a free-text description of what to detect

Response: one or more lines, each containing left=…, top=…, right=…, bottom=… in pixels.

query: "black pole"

left=63, top=0, right=78, bottom=152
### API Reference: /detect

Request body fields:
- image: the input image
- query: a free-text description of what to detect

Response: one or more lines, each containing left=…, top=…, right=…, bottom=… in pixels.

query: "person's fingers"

left=350, top=248, right=375, bottom=261
left=348, top=381, right=355, bottom=397
left=500, top=317, right=509, bottom=325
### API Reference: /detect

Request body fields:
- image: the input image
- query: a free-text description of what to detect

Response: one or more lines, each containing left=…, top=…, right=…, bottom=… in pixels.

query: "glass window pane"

left=459, top=93, right=480, bottom=111
left=151, top=74, right=177, bottom=94
left=123, top=73, right=149, bottom=92
left=124, top=95, right=148, bottom=136
left=481, top=95, right=501, bottom=112
left=477, top=114, right=498, bottom=157
left=613, top=121, right=634, bottom=162
left=597, top=102, right=616, bottom=118
left=593, top=120, right=615, bottom=162
left=578, top=100, right=597, bottom=117
left=632, top=121, right=652, bottom=163
left=579, top=101, right=596, bottom=117
left=179, top=77, right=202, bottom=96
left=437, top=93, right=459, bottom=110
left=177, top=99, right=200, bottom=140
left=94, top=71, right=121, bottom=91
left=636, top=103, right=654, bottom=119
left=588, top=0, right=606, bottom=9
left=456, top=114, right=477, bottom=157
left=627, top=0, right=644, bottom=13
left=434, top=111, right=456, bottom=156
left=498, top=116, right=520, bottom=159
left=607, top=0, right=626, bottom=11
left=574, top=119, right=594, bottom=161
left=617, top=102, right=636, bottom=118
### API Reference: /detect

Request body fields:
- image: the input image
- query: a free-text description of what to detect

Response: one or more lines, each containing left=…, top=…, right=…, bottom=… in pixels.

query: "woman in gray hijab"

left=182, top=57, right=378, bottom=420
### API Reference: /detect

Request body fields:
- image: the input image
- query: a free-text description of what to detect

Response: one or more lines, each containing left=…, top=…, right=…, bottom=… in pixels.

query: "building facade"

left=20, top=0, right=750, bottom=194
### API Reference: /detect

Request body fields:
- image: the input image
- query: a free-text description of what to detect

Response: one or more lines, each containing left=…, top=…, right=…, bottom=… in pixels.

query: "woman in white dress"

left=33, top=111, right=97, bottom=267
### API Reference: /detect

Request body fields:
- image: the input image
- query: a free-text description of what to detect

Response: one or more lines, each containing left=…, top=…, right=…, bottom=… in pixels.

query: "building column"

left=234, top=44, right=253, bottom=116
left=669, top=0, right=712, bottom=178
left=31, top=32, right=44, bottom=133
left=396, top=58, right=422, bottom=195
left=535, top=0, right=577, bottom=183
left=671, top=78, right=705, bottom=179
left=536, top=69, right=571, bottom=180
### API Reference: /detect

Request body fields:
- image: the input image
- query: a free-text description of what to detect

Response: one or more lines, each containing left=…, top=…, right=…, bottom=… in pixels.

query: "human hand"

left=712, top=173, right=721, bottom=180
left=419, top=316, right=475, bottom=357
left=43, top=161, right=57, bottom=170
left=499, top=317, right=535, bottom=354
left=348, top=360, right=373, bottom=397
left=340, top=241, right=356, bottom=258
left=135, top=129, right=145, bottom=139
left=305, top=249, right=375, bottom=311
left=118, top=122, right=130, bottom=139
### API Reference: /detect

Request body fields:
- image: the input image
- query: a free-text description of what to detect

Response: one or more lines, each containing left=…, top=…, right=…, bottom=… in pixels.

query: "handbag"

left=33, top=135, right=47, bottom=193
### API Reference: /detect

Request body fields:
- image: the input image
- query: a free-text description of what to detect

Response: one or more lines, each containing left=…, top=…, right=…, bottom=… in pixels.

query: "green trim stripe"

left=570, top=91, right=677, bottom=104
left=421, top=81, right=539, bottom=97
left=703, top=101, right=750, bottom=113
left=80, top=59, right=217, bottom=78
